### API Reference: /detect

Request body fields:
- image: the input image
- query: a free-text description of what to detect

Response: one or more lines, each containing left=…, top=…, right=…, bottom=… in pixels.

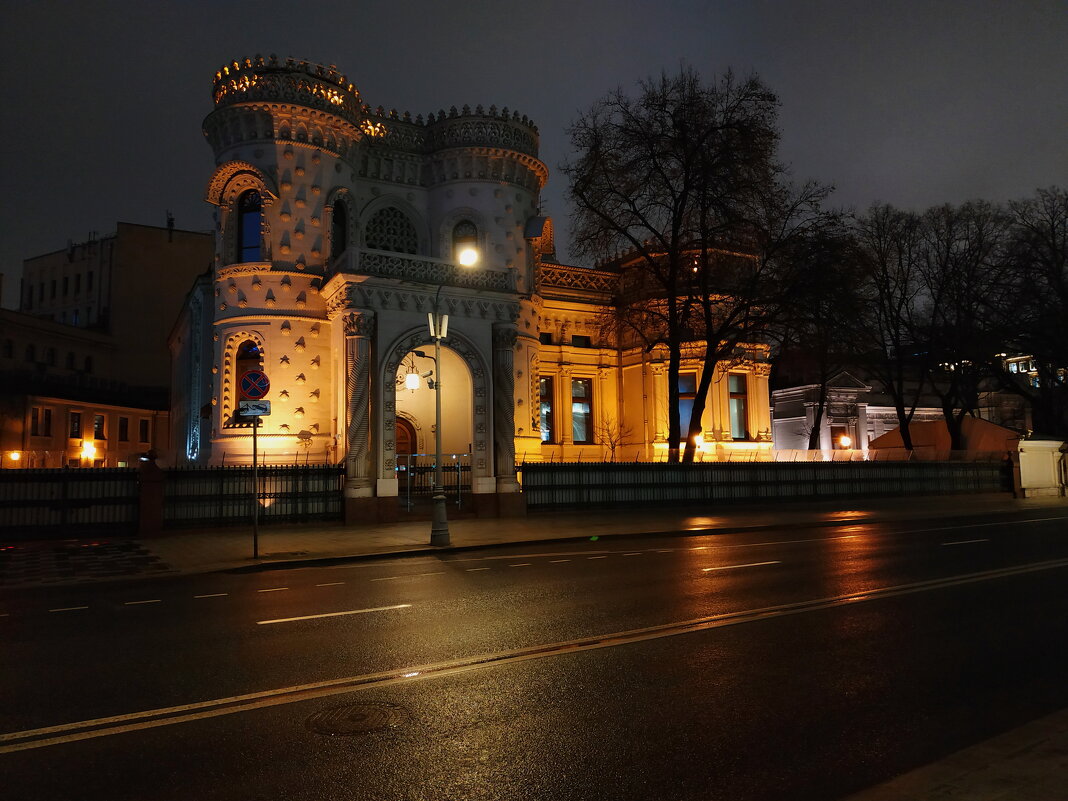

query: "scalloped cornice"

left=205, top=161, right=279, bottom=206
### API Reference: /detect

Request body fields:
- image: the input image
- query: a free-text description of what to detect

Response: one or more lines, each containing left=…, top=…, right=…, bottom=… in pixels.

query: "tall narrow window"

left=118, top=416, right=129, bottom=442
left=139, top=419, right=150, bottom=443
left=32, top=408, right=52, bottom=437
left=69, top=411, right=82, bottom=439
left=679, top=373, right=698, bottom=436
left=93, top=415, right=106, bottom=440
left=571, top=378, right=593, bottom=444
left=728, top=374, right=749, bottom=441
left=331, top=198, right=348, bottom=261
left=236, top=340, right=263, bottom=377
left=539, top=377, right=555, bottom=443
left=236, top=190, right=263, bottom=262
left=452, top=220, right=478, bottom=266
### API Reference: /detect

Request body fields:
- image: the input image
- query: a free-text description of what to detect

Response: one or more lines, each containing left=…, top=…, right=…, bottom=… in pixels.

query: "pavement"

left=2, top=491, right=1067, bottom=800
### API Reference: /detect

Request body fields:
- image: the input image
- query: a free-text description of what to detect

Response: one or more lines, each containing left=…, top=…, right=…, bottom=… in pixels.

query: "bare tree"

left=564, top=67, right=831, bottom=461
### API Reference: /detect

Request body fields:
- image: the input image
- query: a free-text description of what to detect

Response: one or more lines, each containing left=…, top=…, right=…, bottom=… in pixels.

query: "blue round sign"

left=240, top=370, right=270, bottom=400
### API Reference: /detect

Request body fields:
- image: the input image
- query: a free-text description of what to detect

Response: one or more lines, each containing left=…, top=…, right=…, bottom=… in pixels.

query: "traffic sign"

left=239, top=400, right=271, bottom=417
left=240, top=370, right=270, bottom=400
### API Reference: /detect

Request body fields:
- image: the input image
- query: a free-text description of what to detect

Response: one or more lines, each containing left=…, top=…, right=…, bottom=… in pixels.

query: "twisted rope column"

left=343, top=311, right=374, bottom=487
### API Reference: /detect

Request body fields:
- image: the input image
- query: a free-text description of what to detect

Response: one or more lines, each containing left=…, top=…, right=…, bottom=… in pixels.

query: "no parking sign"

left=239, top=370, right=270, bottom=400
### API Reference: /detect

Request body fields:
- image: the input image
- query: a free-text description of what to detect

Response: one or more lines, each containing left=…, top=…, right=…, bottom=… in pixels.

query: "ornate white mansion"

left=169, top=55, right=773, bottom=516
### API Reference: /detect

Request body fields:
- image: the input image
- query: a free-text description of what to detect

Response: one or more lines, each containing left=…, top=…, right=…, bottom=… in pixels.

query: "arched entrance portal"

left=393, top=345, right=474, bottom=510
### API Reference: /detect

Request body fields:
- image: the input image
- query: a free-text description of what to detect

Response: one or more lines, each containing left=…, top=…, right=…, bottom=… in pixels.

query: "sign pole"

left=252, top=416, right=259, bottom=559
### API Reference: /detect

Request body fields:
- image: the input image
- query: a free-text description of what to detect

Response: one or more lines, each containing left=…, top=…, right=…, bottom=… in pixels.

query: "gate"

left=396, top=453, right=472, bottom=512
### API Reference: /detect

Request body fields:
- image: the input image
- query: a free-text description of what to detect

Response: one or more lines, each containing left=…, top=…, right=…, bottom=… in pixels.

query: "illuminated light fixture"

left=405, top=372, right=421, bottom=391
left=81, top=440, right=96, bottom=460
left=7, top=451, right=20, bottom=462
left=457, top=246, right=479, bottom=267
left=838, top=435, right=853, bottom=448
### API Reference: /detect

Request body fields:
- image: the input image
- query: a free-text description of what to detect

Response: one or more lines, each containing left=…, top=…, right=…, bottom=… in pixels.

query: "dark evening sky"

left=1, top=0, right=1065, bottom=307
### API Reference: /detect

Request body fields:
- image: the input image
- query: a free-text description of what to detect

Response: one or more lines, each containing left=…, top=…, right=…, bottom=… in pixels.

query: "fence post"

left=138, top=458, right=165, bottom=536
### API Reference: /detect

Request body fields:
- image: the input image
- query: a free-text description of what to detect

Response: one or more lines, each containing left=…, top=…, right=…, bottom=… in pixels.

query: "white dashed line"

left=48, top=606, right=88, bottom=613
left=124, top=600, right=161, bottom=606
left=509, top=563, right=532, bottom=567
left=415, top=572, right=444, bottom=578
left=257, top=587, right=288, bottom=593
left=194, top=593, right=228, bottom=599
left=465, top=567, right=491, bottom=572
left=623, top=553, right=641, bottom=556
left=942, top=539, right=990, bottom=546
left=691, top=547, right=708, bottom=551
left=702, top=560, right=781, bottom=572
left=549, top=559, right=571, bottom=563
left=315, top=582, right=345, bottom=587
left=257, top=604, right=412, bottom=625
left=371, top=576, right=402, bottom=582
left=587, top=556, right=608, bottom=560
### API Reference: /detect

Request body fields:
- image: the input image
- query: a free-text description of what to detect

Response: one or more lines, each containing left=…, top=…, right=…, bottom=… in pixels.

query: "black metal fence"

left=519, top=459, right=1012, bottom=508
left=163, top=464, right=345, bottom=527
left=0, top=468, right=140, bottom=538
left=395, top=454, right=472, bottom=511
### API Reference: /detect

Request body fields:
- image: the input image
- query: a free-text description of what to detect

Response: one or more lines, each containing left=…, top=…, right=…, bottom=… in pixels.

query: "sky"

left=1, top=0, right=1065, bottom=307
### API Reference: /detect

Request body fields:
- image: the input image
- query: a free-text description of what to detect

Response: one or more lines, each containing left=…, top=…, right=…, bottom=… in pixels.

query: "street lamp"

left=422, top=303, right=450, bottom=546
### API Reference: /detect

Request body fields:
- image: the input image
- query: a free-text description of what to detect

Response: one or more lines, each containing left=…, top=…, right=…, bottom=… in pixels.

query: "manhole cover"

left=305, top=702, right=408, bottom=736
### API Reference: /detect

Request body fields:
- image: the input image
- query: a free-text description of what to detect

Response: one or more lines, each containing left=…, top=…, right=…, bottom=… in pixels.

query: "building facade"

left=170, top=56, right=773, bottom=515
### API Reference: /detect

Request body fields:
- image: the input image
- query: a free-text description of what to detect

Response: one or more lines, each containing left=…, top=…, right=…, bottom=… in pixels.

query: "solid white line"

left=587, top=556, right=608, bottom=560
left=509, top=563, right=532, bottom=567
left=124, top=600, right=161, bottom=606
left=257, top=604, right=411, bottom=625
left=194, top=593, right=228, bottom=599
left=257, top=587, right=288, bottom=593
left=549, top=559, right=571, bottom=563
left=8, top=556, right=1067, bottom=754
left=702, top=560, right=781, bottom=572
left=48, top=606, right=88, bottom=613
left=315, top=582, right=345, bottom=587
left=465, top=567, right=490, bottom=572
left=942, top=539, right=990, bottom=546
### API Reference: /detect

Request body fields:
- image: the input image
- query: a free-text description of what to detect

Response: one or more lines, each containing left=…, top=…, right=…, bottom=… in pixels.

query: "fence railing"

left=519, top=458, right=1012, bottom=508
left=163, top=464, right=345, bottom=527
left=395, top=454, right=472, bottom=511
left=0, top=468, right=140, bottom=537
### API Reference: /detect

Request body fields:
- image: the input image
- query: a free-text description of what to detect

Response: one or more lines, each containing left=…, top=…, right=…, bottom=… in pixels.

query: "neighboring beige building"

left=169, top=56, right=774, bottom=515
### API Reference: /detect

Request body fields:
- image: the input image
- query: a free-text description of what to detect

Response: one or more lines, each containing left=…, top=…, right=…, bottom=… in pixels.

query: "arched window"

left=331, top=198, right=348, bottom=261
left=365, top=207, right=418, bottom=254
left=236, top=190, right=262, bottom=262
left=236, top=340, right=263, bottom=378
left=452, top=220, right=478, bottom=266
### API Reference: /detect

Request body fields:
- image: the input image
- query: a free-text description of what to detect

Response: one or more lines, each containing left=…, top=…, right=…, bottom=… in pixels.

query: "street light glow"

left=457, top=246, right=478, bottom=266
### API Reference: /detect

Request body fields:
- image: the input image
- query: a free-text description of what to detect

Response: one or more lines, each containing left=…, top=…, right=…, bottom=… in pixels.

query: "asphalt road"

left=2, top=509, right=1067, bottom=800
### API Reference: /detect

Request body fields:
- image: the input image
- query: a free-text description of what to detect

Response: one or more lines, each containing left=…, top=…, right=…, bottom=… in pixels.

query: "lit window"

left=571, top=378, right=593, bottom=444
left=452, top=220, right=478, bottom=266
left=236, top=190, right=263, bottom=262
left=728, top=374, right=749, bottom=441
left=679, top=373, right=698, bottom=435
left=539, top=377, right=555, bottom=443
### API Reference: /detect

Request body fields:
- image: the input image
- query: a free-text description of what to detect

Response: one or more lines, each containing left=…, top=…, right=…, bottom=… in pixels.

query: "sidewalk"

left=1, top=494, right=1064, bottom=588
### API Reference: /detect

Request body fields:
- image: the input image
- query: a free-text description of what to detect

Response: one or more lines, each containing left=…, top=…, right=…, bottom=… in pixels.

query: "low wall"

left=1014, top=439, right=1067, bottom=498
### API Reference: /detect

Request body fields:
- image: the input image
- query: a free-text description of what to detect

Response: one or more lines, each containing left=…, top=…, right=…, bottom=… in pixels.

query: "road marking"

left=942, top=539, right=990, bottom=546
left=587, top=556, right=608, bottom=560
left=623, top=552, right=641, bottom=556
left=465, top=567, right=491, bottom=572
left=371, top=576, right=401, bottom=581
left=549, top=559, right=571, bottom=563
left=315, top=582, right=345, bottom=587
left=702, top=561, right=781, bottom=572
left=415, top=572, right=444, bottom=577
left=691, top=547, right=708, bottom=551
left=0, top=613, right=9, bottom=617
left=257, top=604, right=411, bottom=625
left=48, top=606, right=88, bottom=613
left=509, top=563, right=532, bottom=567
left=124, top=600, right=161, bottom=606
left=194, top=593, right=228, bottom=599
left=655, top=549, right=673, bottom=553
left=257, top=587, right=288, bottom=593
left=10, top=556, right=1067, bottom=755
